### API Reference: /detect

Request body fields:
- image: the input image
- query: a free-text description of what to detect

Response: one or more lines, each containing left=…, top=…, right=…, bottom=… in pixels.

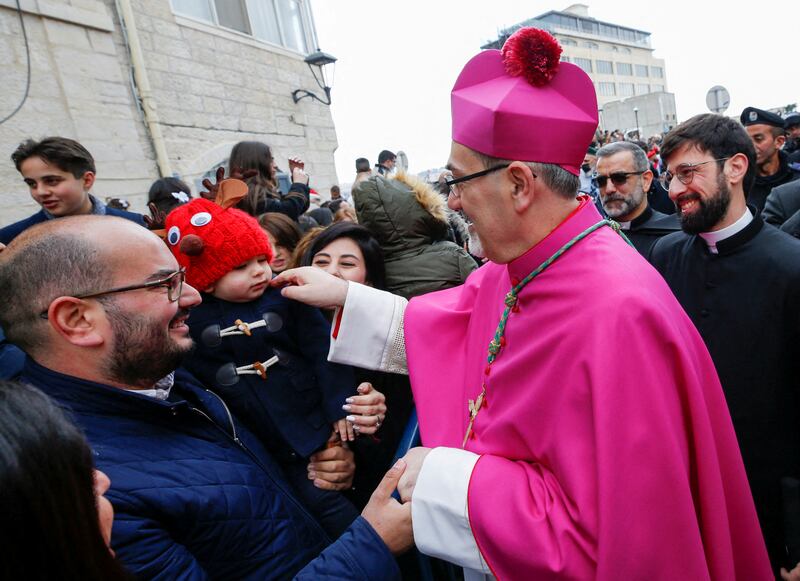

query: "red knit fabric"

left=165, top=198, right=273, bottom=291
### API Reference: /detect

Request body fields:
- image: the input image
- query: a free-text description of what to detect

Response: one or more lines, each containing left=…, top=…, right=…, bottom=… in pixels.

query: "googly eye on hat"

left=167, top=226, right=181, bottom=245
left=190, top=212, right=212, bottom=227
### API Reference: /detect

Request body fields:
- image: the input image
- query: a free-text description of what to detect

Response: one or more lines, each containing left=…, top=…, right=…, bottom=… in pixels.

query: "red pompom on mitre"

left=501, top=28, right=562, bottom=87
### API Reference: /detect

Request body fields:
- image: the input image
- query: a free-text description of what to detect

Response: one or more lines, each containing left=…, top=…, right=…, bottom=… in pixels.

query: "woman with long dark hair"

left=0, top=381, right=127, bottom=580
left=229, top=141, right=310, bottom=219
left=301, top=222, right=386, bottom=291
left=301, top=223, right=411, bottom=510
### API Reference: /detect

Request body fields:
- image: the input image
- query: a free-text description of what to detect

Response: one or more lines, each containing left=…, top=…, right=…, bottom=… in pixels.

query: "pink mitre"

left=451, top=28, right=598, bottom=176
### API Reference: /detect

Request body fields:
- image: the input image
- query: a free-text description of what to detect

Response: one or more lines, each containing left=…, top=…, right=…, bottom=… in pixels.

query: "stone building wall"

left=0, top=0, right=338, bottom=227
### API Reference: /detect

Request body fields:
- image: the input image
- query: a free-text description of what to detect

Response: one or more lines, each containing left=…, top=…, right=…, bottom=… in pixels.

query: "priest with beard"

left=649, top=113, right=800, bottom=579
left=594, top=140, right=679, bottom=256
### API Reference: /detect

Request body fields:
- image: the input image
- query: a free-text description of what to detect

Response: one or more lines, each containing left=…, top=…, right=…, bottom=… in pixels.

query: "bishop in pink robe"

left=403, top=196, right=771, bottom=579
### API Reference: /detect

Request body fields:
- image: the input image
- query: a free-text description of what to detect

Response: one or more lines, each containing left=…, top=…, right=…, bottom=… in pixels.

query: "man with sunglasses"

left=594, top=141, right=679, bottom=255
left=649, top=113, right=800, bottom=578
left=0, top=215, right=412, bottom=579
left=274, top=28, right=770, bottom=580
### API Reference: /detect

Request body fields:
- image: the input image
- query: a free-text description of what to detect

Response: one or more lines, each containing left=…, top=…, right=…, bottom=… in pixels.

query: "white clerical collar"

left=123, top=372, right=174, bottom=400
left=618, top=220, right=631, bottom=230
left=698, top=208, right=753, bottom=254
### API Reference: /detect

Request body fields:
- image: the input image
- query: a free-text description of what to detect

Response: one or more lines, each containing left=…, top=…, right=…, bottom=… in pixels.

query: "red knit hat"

left=165, top=182, right=272, bottom=290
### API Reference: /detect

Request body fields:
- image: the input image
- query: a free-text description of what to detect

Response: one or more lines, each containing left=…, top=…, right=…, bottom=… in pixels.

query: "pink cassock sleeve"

left=465, top=292, right=771, bottom=580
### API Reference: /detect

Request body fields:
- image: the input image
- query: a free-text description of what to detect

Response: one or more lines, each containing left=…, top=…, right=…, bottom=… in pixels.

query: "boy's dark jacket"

left=183, top=288, right=354, bottom=458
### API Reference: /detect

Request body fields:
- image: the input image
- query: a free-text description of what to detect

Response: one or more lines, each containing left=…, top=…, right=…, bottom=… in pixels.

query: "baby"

left=165, top=186, right=360, bottom=537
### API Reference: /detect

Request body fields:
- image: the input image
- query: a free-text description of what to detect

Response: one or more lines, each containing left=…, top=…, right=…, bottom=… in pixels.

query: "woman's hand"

left=289, top=157, right=309, bottom=185
left=343, top=382, right=387, bottom=436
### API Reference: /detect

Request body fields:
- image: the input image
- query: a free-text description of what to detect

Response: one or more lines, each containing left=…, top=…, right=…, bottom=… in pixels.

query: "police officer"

left=740, top=107, right=800, bottom=211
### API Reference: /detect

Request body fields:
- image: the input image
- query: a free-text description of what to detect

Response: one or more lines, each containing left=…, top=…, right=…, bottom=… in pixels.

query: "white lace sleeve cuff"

left=328, top=282, right=408, bottom=374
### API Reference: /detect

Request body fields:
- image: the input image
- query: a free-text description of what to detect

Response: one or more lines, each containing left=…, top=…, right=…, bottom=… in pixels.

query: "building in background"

left=0, top=0, right=338, bottom=226
left=483, top=3, right=676, bottom=137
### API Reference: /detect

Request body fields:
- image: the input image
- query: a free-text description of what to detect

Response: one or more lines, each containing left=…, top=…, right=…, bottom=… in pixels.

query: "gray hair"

left=477, top=153, right=580, bottom=199
left=0, top=226, right=112, bottom=355
left=596, top=141, right=649, bottom=173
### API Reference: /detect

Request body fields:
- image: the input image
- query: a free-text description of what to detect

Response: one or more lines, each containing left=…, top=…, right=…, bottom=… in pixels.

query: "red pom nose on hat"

left=451, top=27, right=598, bottom=176
left=164, top=197, right=272, bottom=291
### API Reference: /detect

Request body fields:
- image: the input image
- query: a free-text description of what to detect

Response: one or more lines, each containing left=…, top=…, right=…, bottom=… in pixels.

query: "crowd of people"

left=1, top=25, right=800, bottom=580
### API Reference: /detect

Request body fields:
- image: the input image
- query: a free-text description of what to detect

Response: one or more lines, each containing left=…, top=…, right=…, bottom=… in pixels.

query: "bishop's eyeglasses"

left=438, top=164, right=512, bottom=199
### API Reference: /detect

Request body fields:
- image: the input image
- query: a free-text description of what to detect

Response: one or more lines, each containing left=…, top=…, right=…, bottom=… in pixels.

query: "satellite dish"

left=396, top=151, right=409, bottom=172
left=706, top=86, right=730, bottom=114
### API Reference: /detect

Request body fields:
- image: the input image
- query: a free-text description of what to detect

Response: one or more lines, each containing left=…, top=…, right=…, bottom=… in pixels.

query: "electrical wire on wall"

left=0, top=0, right=31, bottom=125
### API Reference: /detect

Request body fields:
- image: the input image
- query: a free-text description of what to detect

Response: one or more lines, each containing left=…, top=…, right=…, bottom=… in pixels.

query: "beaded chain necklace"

left=462, top=219, right=632, bottom=447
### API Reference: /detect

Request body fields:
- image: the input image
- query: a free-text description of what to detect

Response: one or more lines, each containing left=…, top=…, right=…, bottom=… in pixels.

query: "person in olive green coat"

left=352, top=172, right=477, bottom=299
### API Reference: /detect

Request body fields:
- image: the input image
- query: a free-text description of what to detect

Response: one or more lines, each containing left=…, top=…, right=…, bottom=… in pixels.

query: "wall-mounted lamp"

left=292, top=49, right=337, bottom=105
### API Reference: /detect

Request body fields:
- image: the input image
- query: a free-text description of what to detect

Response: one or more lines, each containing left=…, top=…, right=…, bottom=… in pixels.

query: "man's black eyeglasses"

left=592, top=171, right=646, bottom=189
left=439, top=164, right=515, bottom=199
left=39, top=268, right=186, bottom=319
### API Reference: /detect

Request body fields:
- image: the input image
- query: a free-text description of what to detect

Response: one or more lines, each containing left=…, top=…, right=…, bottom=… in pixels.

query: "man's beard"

left=102, top=301, right=194, bottom=388
left=602, top=183, right=645, bottom=220
left=466, top=223, right=485, bottom=259
left=676, top=173, right=731, bottom=235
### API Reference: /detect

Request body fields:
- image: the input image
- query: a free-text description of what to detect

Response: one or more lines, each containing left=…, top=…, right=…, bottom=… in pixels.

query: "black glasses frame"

left=593, top=170, right=646, bottom=189
left=439, top=164, right=517, bottom=197
left=39, top=268, right=186, bottom=319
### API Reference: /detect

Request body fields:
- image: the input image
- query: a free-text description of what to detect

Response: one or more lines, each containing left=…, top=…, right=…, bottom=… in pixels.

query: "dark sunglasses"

left=593, top=171, right=646, bottom=189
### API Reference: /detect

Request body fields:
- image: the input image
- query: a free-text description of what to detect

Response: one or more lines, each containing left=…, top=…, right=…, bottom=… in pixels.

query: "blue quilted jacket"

left=20, top=359, right=398, bottom=580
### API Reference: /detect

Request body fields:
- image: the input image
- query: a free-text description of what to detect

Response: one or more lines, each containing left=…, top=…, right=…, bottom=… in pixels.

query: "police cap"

left=784, top=113, right=800, bottom=129
left=740, top=107, right=785, bottom=128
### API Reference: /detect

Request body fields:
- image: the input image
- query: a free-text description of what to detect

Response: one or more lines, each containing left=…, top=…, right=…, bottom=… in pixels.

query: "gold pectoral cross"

left=462, top=388, right=486, bottom=448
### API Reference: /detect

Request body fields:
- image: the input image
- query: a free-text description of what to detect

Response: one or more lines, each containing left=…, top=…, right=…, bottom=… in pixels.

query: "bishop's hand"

left=270, top=267, right=349, bottom=309
left=397, top=447, right=432, bottom=503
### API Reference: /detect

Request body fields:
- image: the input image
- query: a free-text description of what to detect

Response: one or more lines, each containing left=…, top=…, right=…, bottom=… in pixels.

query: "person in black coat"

left=649, top=113, right=800, bottom=578
left=741, top=107, right=800, bottom=212
left=300, top=223, right=415, bottom=509
left=227, top=140, right=310, bottom=219
left=763, top=179, right=800, bottom=227
left=594, top=140, right=679, bottom=256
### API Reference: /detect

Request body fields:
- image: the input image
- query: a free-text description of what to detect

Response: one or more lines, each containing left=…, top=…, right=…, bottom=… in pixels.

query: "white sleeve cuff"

left=328, top=282, right=408, bottom=374
left=412, top=447, right=490, bottom=573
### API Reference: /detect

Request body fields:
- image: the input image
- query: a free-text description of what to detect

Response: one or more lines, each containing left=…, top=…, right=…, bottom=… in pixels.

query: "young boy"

left=165, top=193, right=361, bottom=538
left=0, top=137, right=144, bottom=244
